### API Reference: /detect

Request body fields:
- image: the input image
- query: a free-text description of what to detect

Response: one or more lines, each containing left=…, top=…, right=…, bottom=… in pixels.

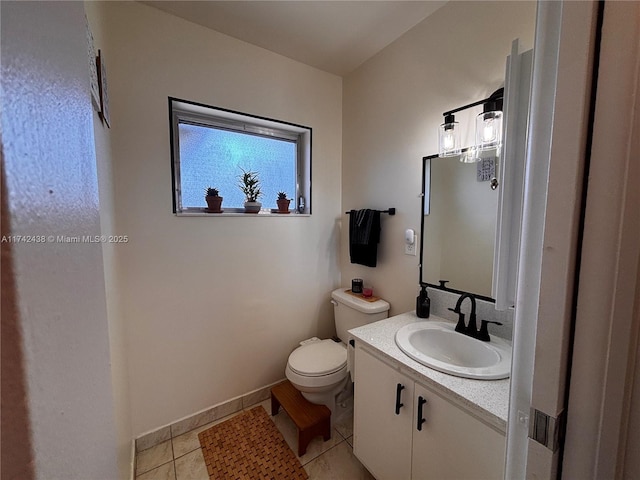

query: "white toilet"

left=285, top=288, right=390, bottom=414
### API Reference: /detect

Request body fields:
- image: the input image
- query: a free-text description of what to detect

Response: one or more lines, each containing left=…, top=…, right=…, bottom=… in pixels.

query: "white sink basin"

left=395, top=321, right=511, bottom=380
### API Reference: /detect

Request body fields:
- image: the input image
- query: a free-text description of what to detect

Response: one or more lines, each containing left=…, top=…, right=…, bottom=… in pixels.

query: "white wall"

left=0, top=1, right=118, bottom=478
left=99, top=1, right=343, bottom=436
left=342, top=1, right=536, bottom=315
left=84, top=2, right=134, bottom=477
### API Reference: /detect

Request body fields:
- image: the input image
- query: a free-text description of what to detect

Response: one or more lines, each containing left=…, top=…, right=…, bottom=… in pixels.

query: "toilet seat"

left=287, top=339, right=347, bottom=377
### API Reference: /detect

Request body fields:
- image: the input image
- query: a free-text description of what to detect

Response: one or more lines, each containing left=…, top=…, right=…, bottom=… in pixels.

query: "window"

left=169, top=97, right=311, bottom=215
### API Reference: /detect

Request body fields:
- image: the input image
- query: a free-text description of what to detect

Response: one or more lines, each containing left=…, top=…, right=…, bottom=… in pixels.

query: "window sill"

left=175, top=211, right=311, bottom=217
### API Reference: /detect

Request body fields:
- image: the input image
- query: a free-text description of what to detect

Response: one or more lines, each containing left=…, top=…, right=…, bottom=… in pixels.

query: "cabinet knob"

left=395, top=383, right=405, bottom=415
left=417, top=396, right=427, bottom=431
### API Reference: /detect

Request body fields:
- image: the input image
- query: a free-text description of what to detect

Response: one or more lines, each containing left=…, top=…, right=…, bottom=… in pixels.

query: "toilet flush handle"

left=331, top=299, right=338, bottom=306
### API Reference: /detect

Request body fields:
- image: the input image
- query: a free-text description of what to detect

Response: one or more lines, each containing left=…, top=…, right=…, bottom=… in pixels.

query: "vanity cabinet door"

left=411, top=382, right=506, bottom=480
left=353, top=345, right=414, bottom=480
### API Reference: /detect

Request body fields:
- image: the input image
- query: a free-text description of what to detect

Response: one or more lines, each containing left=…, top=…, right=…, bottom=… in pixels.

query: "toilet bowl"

left=285, top=288, right=390, bottom=415
left=285, top=339, right=349, bottom=414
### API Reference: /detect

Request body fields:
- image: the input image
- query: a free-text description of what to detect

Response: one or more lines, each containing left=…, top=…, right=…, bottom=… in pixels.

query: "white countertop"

left=349, top=311, right=511, bottom=433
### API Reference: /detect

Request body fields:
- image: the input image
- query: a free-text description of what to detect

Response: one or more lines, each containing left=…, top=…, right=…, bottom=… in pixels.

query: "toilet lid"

left=288, top=340, right=347, bottom=377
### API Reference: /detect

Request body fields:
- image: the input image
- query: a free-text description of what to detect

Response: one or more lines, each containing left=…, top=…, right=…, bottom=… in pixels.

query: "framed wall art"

left=85, top=16, right=101, bottom=112
left=97, top=49, right=110, bottom=127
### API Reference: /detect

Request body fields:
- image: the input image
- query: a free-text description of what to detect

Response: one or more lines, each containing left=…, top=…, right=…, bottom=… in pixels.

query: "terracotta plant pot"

left=244, top=201, right=261, bottom=213
left=277, top=199, right=291, bottom=214
left=206, top=196, right=223, bottom=213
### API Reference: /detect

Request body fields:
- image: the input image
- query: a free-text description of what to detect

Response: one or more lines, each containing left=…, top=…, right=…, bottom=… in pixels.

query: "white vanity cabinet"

left=353, top=344, right=506, bottom=480
left=353, top=343, right=414, bottom=479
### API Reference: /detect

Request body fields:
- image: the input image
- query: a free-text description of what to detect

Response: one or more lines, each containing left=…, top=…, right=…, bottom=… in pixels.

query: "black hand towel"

left=349, top=209, right=381, bottom=267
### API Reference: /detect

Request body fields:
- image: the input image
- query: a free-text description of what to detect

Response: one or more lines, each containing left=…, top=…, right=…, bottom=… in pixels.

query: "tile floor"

left=135, top=397, right=374, bottom=480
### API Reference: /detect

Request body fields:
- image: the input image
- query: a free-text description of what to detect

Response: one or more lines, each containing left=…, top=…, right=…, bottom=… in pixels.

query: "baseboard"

left=134, top=378, right=286, bottom=452
left=129, top=440, right=136, bottom=480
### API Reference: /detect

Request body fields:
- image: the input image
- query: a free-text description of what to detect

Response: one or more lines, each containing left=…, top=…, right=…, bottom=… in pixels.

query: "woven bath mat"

left=198, top=406, right=308, bottom=480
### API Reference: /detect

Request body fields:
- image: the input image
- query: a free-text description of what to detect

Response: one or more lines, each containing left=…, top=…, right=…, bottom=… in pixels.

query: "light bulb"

left=483, top=119, right=497, bottom=143
left=443, top=132, right=455, bottom=150
left=439, top=114, right=461, bottom=157
left=475, top=108, right=502, bottom=150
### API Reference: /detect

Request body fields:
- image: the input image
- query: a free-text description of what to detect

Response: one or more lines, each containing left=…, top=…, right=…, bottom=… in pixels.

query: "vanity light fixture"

left=438, top=88, right=504, bottom=161
left=460, top=145, right=479, bottom=164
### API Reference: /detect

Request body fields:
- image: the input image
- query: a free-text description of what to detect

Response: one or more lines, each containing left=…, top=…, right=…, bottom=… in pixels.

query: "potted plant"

left=205, top=187, right=223, bottom=213
left=276, top=191, right=291, bottom=214
left=238, top=168, right=262, bottom=213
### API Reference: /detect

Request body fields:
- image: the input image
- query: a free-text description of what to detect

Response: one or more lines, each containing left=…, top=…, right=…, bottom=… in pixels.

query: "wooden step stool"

left=270, top=380, right=331, bottom=456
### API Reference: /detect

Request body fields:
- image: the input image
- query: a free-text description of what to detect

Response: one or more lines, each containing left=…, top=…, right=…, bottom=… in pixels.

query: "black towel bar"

left=345, top=208, right=395, bottom=215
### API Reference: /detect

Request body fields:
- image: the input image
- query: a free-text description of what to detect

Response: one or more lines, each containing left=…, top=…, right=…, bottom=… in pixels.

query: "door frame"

left=505, top=1, right=600, bottom=477
left=562, top=1, right=640, bottom=478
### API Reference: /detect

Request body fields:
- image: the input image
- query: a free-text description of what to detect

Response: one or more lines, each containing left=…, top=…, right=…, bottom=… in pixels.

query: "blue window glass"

left=178, top=123, right=296, bottom=209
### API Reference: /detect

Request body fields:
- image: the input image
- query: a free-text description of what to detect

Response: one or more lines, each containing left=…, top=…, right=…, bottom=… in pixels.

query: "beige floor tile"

left=174, top=448, right=209, bottom=480
left=136, top=398, right=367, bottom=479
left=333, top=403, right=353, bottom=440
left=304, top=441, right=375, bottom=480
left=136, top=461, right=176, bottom=480
left=172, top=410, right=246, bottom=458
left=136, top=440, right=174, bottom=476
left=271, top=410, right=344, bottom=466
left=172, top=422, right=213, bottom=459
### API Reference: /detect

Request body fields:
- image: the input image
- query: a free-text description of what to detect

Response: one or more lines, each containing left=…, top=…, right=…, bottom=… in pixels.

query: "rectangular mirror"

left=420, top=151, right=499, bottom=299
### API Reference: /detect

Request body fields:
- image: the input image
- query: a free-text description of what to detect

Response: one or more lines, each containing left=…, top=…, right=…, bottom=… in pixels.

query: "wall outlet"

left=405, top=234, right=417, bottom=256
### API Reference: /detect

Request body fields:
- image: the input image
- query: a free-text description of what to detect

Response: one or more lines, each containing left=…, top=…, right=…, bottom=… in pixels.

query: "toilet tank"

left=331, top=288, right=390, bottom=342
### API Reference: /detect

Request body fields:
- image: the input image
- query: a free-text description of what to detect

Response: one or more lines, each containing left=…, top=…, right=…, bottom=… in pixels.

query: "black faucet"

left=448, top=293, right=502, bottom=342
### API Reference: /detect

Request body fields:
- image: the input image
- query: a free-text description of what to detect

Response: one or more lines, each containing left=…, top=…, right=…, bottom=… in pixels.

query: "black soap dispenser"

left=416, top=284, right=431, bottom=318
